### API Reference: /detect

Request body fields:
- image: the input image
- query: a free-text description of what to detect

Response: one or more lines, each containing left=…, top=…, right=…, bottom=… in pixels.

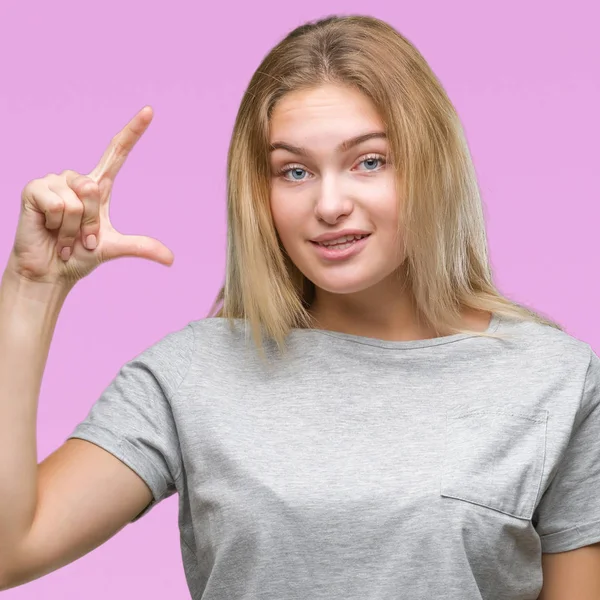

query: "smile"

left=309, top=234, right=371, bottom=261
left=315, top=234, right=369, bottom=248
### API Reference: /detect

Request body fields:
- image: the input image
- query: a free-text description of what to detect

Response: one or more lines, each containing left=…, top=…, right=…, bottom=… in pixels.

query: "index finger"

left=89, top=106, right=154, bottom=183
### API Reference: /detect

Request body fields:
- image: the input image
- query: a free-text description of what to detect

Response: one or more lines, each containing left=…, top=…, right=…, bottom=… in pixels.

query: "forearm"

left=0, top=266, right=70, bottom=563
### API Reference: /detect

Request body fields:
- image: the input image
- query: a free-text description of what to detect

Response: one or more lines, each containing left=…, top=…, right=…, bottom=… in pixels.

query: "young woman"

left=1, top=14, right=599, bottom=600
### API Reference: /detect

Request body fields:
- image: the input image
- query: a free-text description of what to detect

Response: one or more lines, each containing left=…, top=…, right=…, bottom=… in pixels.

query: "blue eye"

left=277, top=154, right=386, bottom=182
left=361, top=157, right=382, bottom=170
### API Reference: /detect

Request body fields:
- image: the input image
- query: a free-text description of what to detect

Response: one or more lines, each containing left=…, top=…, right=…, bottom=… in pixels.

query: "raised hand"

left=7, top=106, right=173, bottom=287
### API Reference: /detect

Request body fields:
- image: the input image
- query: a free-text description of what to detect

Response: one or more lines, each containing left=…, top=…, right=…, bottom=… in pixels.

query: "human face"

left=269, top=84, right=404, bottom=298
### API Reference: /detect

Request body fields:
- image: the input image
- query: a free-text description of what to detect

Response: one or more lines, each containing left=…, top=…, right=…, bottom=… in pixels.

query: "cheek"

left=270, top=189, right=309, bottom=244
left=372, top=176, right=401, bottom=226
left=374, top=176, right=400, bottom=216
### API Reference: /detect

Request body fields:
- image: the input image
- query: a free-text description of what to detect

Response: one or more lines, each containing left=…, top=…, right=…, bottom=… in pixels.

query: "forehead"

left=269, top=84, right=384, bottom=140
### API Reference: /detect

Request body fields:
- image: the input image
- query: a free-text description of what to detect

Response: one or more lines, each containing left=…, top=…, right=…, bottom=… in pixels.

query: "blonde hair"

left=208, top=14, right=561, bottom=357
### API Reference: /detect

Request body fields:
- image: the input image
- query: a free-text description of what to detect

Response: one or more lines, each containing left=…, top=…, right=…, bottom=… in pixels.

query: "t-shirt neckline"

left=292, top=312, right=501, bottom=350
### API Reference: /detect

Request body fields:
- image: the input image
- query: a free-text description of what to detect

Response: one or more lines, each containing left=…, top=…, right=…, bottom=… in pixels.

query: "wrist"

left=1, top=264, right=72, bottom=308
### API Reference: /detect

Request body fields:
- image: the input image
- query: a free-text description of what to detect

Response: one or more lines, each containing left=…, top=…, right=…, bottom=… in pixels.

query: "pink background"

left=0, top=0, right=598, bottom=597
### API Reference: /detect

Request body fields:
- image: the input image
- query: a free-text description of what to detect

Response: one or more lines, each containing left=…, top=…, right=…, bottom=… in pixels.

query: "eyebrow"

left=269, top=131, right=387, bottom=156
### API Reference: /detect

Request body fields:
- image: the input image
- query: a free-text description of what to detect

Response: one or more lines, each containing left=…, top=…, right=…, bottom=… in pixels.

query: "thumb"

left=102, top=233, right=174, bottom=266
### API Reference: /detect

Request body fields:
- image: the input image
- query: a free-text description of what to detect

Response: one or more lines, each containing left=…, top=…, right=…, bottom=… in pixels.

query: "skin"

left=269, top=83, right=490, bottom=340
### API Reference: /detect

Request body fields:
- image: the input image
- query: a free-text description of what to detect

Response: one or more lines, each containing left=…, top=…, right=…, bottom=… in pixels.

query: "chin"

left=305, top=271, right=383, bottom=295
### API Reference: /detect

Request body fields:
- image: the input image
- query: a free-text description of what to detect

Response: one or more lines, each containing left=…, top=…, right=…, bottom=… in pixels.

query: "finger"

left=42, top=189, right=66, bottom=230
left=88, top=106, right=153, bottom=183
left=65, top=172, right=101, bottom=250
left=102, top=233, right=174, bottom=266
left=23, top=179, right=66, bottom=230
left=48, top=183, right=85, bottom=261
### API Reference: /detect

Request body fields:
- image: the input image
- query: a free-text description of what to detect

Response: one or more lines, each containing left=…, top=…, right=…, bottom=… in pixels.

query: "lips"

left=309, top=232, right=371, bottom=261
left=310, top=229, right=372, bottom=243
left=314, top=233, right=370, bottom=247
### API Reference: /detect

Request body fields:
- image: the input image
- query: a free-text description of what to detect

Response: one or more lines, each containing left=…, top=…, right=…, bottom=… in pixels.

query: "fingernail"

left=60, top=247, right=71, bottom=261
left=85, top=234, right=97, bottom=250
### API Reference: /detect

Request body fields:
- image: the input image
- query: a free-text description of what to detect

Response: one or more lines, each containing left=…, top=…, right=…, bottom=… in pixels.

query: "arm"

left=538, top=543, right=600, bottom=600
left=0, top=268, right=152, bottom=591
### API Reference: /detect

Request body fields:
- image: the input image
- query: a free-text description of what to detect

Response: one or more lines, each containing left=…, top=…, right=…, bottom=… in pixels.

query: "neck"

left=307, top=274, right=490, bottom=342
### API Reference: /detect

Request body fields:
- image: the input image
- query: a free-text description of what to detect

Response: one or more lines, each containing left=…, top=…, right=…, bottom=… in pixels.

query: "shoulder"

left=114, top=318, right=249, bottom=398
left=499, top=315, right=592, bottom=362
left=187, top=317, right=255, bottom=355
left=497, top=315, right=595, bottom=396
left=140, top=317, right=245, bottom=356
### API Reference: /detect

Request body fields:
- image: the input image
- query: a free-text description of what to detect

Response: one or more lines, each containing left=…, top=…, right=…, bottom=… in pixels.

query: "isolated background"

left=0, top=0, right=598, bottom=597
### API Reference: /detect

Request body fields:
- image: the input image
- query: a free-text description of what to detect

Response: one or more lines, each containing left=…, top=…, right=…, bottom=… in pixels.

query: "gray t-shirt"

left=68, top=313, right=600, bottom=600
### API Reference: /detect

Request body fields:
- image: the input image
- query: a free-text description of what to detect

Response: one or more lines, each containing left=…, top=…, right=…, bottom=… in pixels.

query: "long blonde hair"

left=208, top=14, right=561, bottom=357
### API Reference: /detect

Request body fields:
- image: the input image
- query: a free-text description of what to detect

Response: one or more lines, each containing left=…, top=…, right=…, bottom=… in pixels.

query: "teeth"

left=318, top=234, right=367, bottom=247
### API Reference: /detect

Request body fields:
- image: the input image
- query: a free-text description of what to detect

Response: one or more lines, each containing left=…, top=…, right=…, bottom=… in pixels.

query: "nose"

left=313, top=176, right=354, bottom=224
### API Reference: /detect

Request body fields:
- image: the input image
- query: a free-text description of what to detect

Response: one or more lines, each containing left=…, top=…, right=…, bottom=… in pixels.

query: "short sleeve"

left=534, top=346, right=600, bottom=553
left=67, top=323, right=195, bottom=522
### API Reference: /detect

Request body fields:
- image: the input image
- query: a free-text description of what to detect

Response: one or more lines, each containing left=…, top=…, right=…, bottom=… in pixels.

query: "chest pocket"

left=440, top=408, right=548, bottom=520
